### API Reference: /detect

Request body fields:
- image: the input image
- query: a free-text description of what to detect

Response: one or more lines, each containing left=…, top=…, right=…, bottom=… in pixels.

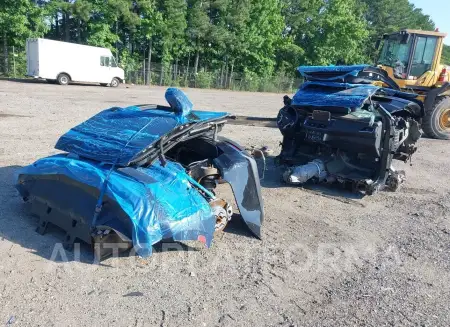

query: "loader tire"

left=422, top=96, right=450, bottom=140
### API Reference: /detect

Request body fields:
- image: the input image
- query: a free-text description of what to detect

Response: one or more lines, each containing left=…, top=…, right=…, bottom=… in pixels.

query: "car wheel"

left=110, top=78, right=120, bottom=88
left=57, top=73, right=70, bottom=86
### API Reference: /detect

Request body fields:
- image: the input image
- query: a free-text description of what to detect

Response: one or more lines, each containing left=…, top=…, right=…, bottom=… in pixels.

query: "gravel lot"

left=0, top=80, right=449, bottom=326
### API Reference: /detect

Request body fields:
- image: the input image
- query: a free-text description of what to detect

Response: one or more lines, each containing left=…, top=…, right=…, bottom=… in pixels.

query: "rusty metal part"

left=209, top=198, right=233, bottom=232
left=188, top=160, right=219, bottom=182
left=199, top=166, right=219, bottom=177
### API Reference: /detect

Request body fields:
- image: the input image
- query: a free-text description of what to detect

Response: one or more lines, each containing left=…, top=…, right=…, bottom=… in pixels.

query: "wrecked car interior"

left=278, top=65, right=423, bottom=194
left=15, top=88, right=264, bottom=259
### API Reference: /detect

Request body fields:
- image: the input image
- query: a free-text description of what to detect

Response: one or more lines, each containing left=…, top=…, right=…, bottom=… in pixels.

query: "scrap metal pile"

left=278, top=65, right=424, bottom=194
left=15, top=88, right=263, bottom=258
left=15, top=65, right=428, bottom=258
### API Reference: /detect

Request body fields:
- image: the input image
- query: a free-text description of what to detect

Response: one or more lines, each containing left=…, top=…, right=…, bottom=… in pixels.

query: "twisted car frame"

left=16, top=88, right=264, bottom=259
left=278, top=65, right=424, bottom=194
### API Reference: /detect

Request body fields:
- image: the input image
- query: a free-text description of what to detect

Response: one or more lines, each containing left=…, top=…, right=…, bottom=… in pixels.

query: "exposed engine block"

left=277, top=66, right=424, bottom=194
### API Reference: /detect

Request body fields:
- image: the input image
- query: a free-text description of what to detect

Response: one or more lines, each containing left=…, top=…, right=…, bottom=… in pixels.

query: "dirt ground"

left=0, top=80, right=449, bottom=327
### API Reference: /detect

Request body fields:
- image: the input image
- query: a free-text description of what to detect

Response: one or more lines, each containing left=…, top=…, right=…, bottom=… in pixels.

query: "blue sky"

left=410, top=0, right=450, bottom=45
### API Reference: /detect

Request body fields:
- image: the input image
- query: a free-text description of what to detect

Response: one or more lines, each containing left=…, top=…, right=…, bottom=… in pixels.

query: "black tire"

left=422, top=96, right=450, bottom=140
left=110, top=77, right=120, bottom=88
left=57, top=73, right=70, bottom=86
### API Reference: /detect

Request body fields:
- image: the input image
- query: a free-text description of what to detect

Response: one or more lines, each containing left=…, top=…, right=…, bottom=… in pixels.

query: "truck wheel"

left=422, top=96, right=450, bottom=140
left=110, top=78, right=120, bottom=88
left=57, top=73, right=70, bottom=86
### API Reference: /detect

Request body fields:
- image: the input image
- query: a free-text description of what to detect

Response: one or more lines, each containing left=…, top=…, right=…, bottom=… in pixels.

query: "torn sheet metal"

left=298, top=65, right=370, bottom=81
left=292, top=82, right=380, bottom=110
left=15, top=88, right=264, bottom=258
left=55, top=105, right=228, bottom=166
left=278, top=66, right=424, bottom=194
left=213, top=138, right=264, bottom=238
left=16, top=155, right=216, bottom=257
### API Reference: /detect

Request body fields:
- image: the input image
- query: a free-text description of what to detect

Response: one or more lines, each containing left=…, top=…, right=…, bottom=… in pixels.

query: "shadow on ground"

left=0, top=77, right=106, bottom=87
left=0, top=77, right=47, bottom=84
left=223, top=214, right=256, bottom=239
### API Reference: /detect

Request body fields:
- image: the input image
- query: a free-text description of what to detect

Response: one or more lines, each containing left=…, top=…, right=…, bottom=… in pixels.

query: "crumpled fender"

left=214, top=138, right=264, bottom=238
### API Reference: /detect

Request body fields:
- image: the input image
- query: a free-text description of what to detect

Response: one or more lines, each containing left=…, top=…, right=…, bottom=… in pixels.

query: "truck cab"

left=98, top=54, right=125, bottom=87
left=376, top=29, right=450, bottom=140
left=376, top=29, right=449, bottom=90
left=27, top=38, right=125, bottom=87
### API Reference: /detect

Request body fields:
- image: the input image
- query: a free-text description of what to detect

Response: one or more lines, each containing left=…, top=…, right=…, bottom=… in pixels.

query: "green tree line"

left=1, top=0, right=449, bottom=83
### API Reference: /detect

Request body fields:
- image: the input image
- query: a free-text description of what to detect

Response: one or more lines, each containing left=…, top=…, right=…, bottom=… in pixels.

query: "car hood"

left=293, top=66, right=423, bottom=115
left=297, top=65, right=402, bottom=90
left=292, top=81, right=380, bottom=110
left=56, top=105, right=228, bottom=167
left=298, top=65, right=370, bottom=81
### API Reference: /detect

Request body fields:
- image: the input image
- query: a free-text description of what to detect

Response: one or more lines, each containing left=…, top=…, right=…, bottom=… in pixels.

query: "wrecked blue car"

left=278, top=65, right=424, bottom=194
left=16, top=88, right=263, bottom=258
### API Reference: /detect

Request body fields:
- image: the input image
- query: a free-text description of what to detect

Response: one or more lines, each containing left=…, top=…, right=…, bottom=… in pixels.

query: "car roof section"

left=55, top=105, right=228, bottom=166
left=292, top=81, right=380, bottom=110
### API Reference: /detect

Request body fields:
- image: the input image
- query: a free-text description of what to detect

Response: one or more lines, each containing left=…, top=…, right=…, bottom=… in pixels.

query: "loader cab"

left=376, top=29, right=448, bottom=89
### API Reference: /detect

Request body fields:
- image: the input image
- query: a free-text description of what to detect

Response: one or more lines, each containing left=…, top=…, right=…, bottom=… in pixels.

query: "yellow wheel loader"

left=376, top=29, right=450, bottom=139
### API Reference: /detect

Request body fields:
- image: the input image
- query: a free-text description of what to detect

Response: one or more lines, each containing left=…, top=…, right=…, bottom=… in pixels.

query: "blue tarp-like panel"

left=298, top=65, right=369, bottom=81
left=378, top=87, right=420, bottom=99
left=292, top=81, right=380, bottom=109
left=298, top=65, right=369, bottom=74
left=55, top=106, right=228, bottom=166
left=17, top=154, right=216, bottom=257
left=165, top=87, right=193, bottom=116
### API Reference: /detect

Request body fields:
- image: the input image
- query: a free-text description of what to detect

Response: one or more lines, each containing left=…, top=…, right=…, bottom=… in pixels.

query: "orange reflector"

left=198, top=235, right=207, bottom=244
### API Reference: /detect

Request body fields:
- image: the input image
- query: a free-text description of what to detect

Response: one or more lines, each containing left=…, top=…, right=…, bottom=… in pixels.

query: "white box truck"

left=26, top=38, right=125, bottom=87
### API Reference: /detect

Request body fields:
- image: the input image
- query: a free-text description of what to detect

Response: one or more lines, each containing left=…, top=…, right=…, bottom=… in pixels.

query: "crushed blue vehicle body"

left=297, top=64, right=402, bottom=90
left=55, top=102, right=227, bottom=166
left=292, top=82, right=381, bottom=111
left=298, top=65, right=370, bottom=81
left=16, top=88, right=264, bottom=259
left=277, top=65, right=424, bottom=194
